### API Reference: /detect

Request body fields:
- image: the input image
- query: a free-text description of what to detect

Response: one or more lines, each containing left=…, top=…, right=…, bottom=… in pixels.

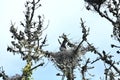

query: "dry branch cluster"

left=5, top=0, right=46, bottom=80
left=84, top=0, right=120, bottom=80
left=7, top=0, right=46, bottom=62
left=85, top=0, right=120, bottom=42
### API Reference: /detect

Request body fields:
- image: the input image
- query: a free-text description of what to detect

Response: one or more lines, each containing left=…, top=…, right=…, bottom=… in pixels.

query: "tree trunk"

left=67, top=68, right=74, bottom=80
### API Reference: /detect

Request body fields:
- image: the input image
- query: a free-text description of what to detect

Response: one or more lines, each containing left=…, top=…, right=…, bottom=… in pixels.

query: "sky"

left=0, top=0, right=118, bottom=80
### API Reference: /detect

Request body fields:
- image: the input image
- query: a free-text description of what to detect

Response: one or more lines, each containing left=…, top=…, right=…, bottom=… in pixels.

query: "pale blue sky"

left=0, top=0, right=117, bottom=80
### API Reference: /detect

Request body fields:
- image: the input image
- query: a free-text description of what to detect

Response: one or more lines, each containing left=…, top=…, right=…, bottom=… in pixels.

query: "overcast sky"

left=0, top=0, right=117, bottom=80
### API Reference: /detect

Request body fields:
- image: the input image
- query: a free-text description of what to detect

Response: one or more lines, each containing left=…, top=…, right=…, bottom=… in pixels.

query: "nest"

left=49, top=45, right=89, bottom=72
